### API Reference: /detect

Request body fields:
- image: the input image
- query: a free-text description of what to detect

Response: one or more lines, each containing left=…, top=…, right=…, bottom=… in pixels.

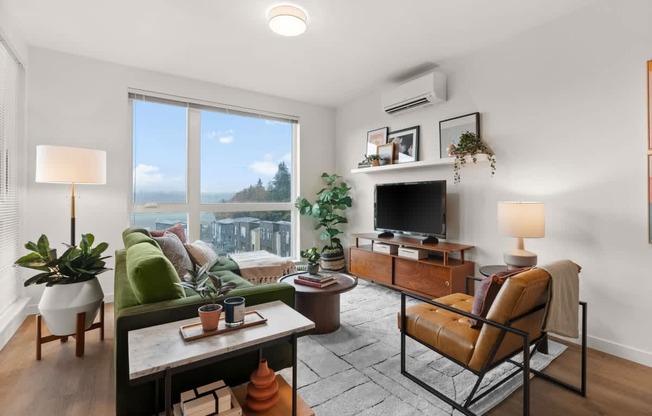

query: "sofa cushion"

left=124, top=231, right=159, bottom=250
left=126, top=238, right=185, bottom=304
left=185, top=240, right=219, bottom=267
left=153, top=231, right=194, bottom=279
left=151, top=223, right=187, bottom=243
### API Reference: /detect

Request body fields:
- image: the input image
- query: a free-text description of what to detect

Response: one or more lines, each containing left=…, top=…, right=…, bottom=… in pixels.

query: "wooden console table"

left=349, top=233, right=475, bottom=299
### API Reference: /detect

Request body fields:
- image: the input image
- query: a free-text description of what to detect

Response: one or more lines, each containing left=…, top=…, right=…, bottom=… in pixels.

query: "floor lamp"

left=35, top=145, right=107, bottom=246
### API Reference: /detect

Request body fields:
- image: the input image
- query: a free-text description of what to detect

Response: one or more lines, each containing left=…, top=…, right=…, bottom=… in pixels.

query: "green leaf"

left=36, top=235, right=50, bottom=257
left=24, top=272, right=54, bottom=287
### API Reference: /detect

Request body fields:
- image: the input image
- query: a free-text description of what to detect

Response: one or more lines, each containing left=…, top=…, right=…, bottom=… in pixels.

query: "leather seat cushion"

left=399, top=293, right=479, bottom=365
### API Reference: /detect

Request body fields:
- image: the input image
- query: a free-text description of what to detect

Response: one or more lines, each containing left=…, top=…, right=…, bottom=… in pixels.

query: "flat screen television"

left=374, top=180, right=446, bottom=243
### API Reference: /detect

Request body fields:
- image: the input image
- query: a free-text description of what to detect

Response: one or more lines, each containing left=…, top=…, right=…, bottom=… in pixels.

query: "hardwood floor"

left=1, top=304, right=651, bottom=415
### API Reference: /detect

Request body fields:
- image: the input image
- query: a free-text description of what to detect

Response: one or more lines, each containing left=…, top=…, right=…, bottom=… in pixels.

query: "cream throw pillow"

left=184, top=240, right=219, bottom=268
left=152, top=231, right=194, bottom=279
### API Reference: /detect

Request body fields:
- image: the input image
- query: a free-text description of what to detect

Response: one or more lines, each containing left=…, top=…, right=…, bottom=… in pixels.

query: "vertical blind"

left=0, top=39, right=20, bottom=317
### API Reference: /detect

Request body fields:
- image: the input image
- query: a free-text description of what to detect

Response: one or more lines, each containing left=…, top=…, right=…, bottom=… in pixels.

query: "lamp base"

left=503, top=249, right=537, bottom=268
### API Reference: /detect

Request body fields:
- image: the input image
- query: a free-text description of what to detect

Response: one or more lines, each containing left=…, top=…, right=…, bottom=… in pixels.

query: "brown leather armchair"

left=399, top=268, right=587, bottom=416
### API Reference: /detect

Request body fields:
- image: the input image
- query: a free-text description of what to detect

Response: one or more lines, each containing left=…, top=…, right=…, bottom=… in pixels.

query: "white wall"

left=336, top=0, right=652, bottom=366
left=24, top=47, right=335, bottom=307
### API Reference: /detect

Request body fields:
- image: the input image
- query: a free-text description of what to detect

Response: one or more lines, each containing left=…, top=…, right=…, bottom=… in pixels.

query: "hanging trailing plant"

left=447, top=131, right=496, bottom=184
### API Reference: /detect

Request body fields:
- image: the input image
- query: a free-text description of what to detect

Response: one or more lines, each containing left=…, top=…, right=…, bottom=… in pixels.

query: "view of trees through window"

left=131, top=95, right=295, bottom=256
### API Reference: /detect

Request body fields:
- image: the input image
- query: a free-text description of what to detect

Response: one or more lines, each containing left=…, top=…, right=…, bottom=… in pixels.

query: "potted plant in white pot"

left=176, top=263, right=236, bottom=331
left=15, top=233, right=110, bottom=336
left=447, top=131, right=496, bottom=184
left=295, top=172, right=352, bottom=271
left=300, top=247, right=321, bottom=275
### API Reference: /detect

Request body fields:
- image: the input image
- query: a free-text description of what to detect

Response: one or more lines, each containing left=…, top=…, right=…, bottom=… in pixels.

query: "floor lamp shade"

left=498, top=201, right=545, bottom=267
left=35, top=145, right=106, bottom=184
left=35, top=145, right=107, bottom=245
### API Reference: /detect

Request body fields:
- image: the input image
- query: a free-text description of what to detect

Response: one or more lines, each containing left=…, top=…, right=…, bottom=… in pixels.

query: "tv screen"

left=374, top=180, right=446, bottom=240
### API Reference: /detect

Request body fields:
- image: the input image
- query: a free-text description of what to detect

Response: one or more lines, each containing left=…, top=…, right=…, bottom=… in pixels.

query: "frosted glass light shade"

left=268, top=5, right=307, bottom=37
left=36, top=145, right=106, bottom=184
left=497, top=201, right=545, bottom=238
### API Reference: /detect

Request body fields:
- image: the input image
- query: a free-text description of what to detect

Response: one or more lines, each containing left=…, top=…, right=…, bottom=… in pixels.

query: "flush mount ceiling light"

left=268, top=5, right=307, bottom=36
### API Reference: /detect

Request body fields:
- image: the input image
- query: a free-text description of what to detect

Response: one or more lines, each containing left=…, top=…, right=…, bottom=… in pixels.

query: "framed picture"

left=377, top=143, right=394, bottom=165
left=367, top=127, right=388, bottom=157
left=439, top=112, right=480, bottom=158
left=388, top=126, right=419, bottom=163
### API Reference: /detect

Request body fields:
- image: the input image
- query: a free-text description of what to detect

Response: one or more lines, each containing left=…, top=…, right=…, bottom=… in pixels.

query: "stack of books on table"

left=294, top=273, right=337, bottom=288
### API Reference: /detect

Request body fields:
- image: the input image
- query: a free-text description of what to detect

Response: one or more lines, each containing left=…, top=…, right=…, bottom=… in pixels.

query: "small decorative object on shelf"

left=176, top=263, right=236, bottom=331
left=246, top=359, right=280, bottom=413
left=300, top=247, right=320, bottom=275
left=447, top=131, right=496, bottom=184
left=180, top=379, right=241, bottom=416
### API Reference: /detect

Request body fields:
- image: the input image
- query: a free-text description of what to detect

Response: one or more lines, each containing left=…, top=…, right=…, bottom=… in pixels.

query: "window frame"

left=128, top=91, right=299, bottom=256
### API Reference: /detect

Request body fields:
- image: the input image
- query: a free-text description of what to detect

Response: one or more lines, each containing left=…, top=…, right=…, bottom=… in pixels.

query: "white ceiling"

left=3, top=0, right=594, bottom=107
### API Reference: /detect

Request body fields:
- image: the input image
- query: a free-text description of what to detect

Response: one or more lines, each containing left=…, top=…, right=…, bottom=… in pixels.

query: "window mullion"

left=187, top=108, right=201, bottom=242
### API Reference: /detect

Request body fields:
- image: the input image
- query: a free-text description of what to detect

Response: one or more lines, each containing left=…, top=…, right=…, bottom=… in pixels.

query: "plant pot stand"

left=36, top=301, right=105, bottom=360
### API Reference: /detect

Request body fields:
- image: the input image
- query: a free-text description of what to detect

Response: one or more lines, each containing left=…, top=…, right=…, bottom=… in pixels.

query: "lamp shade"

left=497, top=201, right=545, bottom=238
left=268, top=5, right=307, bottom=36
left=36, top=145, right=106, bottom=185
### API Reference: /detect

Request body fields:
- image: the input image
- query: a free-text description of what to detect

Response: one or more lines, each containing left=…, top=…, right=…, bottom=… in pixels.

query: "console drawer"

left=349, top=248, right=392, bottom=285
left=394, top=258, right=451, bottom=298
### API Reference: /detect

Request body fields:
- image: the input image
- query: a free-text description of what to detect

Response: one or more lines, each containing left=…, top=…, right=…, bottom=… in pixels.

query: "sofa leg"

left=537, top=334, right=549, bottom=355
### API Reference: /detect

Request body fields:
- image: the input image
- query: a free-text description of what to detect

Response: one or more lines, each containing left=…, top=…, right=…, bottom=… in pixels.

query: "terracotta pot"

left=246, top=359, right=279, bottom=413
left=371, top=160, right=380, bottom=167
left=198, top=304, right=222, bottom=331
left=38, top=278, right=104, bottom=336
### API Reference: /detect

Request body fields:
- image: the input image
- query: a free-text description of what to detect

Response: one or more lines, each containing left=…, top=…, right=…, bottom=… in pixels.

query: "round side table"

left=279, top=272, right=357, bottom=334
left=479, top=265, right=508, bottom=277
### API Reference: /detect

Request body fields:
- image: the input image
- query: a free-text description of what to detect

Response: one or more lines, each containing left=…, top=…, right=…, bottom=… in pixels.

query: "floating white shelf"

left=351, top=154, right=491, bottom=174
left=351, top=159, right=454, bottom=174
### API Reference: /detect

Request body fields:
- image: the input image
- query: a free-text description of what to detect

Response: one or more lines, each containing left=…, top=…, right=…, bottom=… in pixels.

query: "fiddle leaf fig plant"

left=447, top=131, right=496, bottom=184
left=15, top=234, right=111, bottom=287
left=177, top=263, right=236, bottom=310
left=295, top=172, right=352, bottom=253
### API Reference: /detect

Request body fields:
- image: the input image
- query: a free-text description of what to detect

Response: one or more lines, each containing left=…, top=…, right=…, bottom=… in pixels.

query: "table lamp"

left=35, top=145, right=107, bottom=246
left=497, top=201, right=545, bottom=268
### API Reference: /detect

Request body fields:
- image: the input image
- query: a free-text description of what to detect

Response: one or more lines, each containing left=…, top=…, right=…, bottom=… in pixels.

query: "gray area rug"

left=279, top=279, right=565, bottom=416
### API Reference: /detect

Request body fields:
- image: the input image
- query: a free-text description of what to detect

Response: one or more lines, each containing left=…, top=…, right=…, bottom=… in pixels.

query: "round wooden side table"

left=279, top=272, right=357, bottom=334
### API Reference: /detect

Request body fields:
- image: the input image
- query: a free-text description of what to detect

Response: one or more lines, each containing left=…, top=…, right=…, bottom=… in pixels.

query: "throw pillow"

left=184, top=240, right=219, bottom=268
left=152, top=231, right=194, bottom=279
left=125, top=240, right=184, bottom=304
left=150, top=223, right=187, bottom=243
left=470, top=267, right=532, bottom=329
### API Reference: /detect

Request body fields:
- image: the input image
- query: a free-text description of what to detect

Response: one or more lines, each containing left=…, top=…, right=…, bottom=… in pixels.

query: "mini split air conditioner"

left=382, top=71, right=447, bottom=115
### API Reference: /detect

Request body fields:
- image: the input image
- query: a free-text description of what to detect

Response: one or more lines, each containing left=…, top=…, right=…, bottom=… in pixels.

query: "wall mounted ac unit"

left=382, top=71, right=447, bottom=115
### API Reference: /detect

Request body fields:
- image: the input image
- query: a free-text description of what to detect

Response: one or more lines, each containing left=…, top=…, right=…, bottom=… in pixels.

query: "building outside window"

left=130, top=92, right=297, bottom=256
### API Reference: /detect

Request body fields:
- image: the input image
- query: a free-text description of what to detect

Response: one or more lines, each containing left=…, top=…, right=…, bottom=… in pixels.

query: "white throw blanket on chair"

left=539, top=259, right=581, bottom=338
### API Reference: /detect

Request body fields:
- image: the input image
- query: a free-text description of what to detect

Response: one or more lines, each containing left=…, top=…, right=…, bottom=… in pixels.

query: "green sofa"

left=114, top=228, right=295, bottom=415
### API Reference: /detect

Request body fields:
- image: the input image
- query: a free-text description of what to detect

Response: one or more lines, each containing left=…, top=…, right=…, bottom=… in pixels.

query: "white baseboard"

left=551, top=331, right=652, bottom=368
left=0, top=298, right=29, bottom=351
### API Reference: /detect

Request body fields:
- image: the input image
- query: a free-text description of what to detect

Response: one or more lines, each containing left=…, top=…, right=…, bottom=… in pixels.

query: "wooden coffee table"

left=279, top=272, right=357, bottom=334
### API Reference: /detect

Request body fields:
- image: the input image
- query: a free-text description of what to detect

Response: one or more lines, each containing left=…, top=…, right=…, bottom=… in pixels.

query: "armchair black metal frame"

left=400, top=277, right=587, bottom=416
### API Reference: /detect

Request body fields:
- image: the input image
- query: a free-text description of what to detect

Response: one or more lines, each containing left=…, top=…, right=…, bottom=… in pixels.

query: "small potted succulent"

left=14, top=233, right=111, bottom=335
left=300, top=247, right=321, bottom=275
left=365, top=154, right=380, bottom=167
left=447, top=131, right=496, bottom=184
left=177, top=263, right=236, bottom=331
